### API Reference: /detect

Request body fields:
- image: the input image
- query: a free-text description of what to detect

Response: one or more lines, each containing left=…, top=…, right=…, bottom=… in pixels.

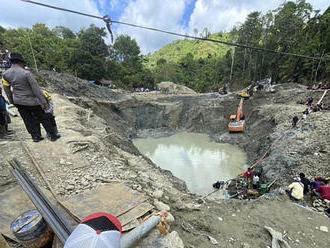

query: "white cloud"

left=0, top=0, right=104, bottom=32
left=188, top=0, right=329, bottom=34
left=188, top=0, right=283, bottom=33
left=116, top=0, right=189, bottom=54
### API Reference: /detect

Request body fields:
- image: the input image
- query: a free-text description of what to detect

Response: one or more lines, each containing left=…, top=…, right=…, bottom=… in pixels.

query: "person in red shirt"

left=314, top=183, right=330, bottom=201
left=246, top=167, right=253, bottom=189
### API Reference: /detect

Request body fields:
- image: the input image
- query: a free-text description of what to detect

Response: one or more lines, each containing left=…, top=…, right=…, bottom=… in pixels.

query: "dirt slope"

left=0, top=71, right=329, bottom=247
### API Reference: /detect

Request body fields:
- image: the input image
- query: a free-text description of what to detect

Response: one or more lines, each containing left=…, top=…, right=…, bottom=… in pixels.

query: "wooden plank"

left=0, top=234, right=10, bottom=248
left=118, top=202, right=154, bottom=227
left=0, top=186, right=34, bottom=241
left=122, top=219, right=140, bottom=232
left=61, top=183, right=148, bottom=220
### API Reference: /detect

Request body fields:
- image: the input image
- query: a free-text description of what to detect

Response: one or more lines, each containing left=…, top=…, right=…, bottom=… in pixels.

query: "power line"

left=18, top=0, right=330, bottom=62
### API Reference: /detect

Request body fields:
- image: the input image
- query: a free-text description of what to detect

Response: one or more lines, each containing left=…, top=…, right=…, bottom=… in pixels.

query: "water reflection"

left=133, top=132, right=247, bottom=194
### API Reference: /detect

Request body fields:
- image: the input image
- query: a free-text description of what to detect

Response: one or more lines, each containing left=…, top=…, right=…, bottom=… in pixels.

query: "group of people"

left=245, top=167, right=261, bottom=190
left=307, top=82, right=330, bottom=90
left=0, top=49, right=11, bottom=68
left=1, top=52, right=60, bottom=142
left=286, top=173, right=330, bottom=203
left=292, top=95, right=328, bottom=127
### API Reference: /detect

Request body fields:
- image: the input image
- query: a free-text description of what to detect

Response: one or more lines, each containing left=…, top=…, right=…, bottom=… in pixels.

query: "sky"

left=0, top=0, right=329, bottom=54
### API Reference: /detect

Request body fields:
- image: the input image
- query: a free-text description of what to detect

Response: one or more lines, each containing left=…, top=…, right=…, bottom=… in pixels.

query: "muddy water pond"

left=133, top=132, right=247, bottom=194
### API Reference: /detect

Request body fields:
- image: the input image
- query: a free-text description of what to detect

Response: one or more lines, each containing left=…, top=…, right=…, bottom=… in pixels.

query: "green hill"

left=144, top=32, right=232, bottom=68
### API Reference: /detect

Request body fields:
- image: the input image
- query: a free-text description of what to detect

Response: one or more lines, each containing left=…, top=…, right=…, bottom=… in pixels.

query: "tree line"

left=0, top=23, right=154, bottom=89
left=0, top=0, right=329, bottom=92
left=153, top=0, right=329, bottom=91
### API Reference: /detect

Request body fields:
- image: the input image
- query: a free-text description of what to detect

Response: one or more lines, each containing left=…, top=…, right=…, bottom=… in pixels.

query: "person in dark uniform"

left=1, top=53, right=60, bottom=142
left=299, top=172, right=310, bottom=195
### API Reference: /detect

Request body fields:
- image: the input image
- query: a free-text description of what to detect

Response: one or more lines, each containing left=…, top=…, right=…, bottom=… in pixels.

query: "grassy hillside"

left=144, top=32, right=231, bottom=68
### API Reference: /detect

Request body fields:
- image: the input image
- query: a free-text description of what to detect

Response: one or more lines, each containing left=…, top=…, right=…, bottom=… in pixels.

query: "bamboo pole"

left=27, top=32, right=38, bottom=72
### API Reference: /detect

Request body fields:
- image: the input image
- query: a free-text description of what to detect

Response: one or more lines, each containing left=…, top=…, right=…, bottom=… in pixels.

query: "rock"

left=166, top=212, right=175, bottom=223
left=241, top=243, right=251, bottom=248
left=153, top=190, right=164, bottom=199
left=154, top=200, right=170, bottom=211
left=60, top=159, right=66, bottom=165
left=320, top=226, right=328, bottom=233
left=84, top=175, right=93, bottom=181
left=65, top=185, right=75, bottom=191
left=184, top=203, right=201, bottom=210
left=164, top=231, right=184, bottom=248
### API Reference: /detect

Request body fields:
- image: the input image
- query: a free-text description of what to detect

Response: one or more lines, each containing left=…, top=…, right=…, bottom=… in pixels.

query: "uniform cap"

left=9, top=53, right=25, bottom=63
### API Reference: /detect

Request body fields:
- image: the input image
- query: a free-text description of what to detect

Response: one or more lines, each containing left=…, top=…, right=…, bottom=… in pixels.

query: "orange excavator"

left=228, top=98, right=245, bottom=132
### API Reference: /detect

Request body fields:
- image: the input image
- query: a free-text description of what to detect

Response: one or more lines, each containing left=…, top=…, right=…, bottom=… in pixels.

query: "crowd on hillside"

left=0, top=49, right=11, bottom=68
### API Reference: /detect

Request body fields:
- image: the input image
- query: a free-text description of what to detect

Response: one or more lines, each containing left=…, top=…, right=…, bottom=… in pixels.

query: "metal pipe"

left=121, top=216, right=161, bottom=248
left=10, top=159, right=72, bottom=243
left=11, top=168, right=70, bottom=243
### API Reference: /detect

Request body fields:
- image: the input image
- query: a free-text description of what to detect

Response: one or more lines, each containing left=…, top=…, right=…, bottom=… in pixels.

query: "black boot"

left=32, top=136, right=44, bottom=142
left=50, top=133, right=61, bottom=142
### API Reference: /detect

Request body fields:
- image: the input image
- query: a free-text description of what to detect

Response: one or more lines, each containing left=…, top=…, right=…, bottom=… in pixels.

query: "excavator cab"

left=228, top=98, right=245, bottom=132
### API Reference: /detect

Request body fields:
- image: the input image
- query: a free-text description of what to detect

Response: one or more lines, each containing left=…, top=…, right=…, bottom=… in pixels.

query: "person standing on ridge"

left=292, top=115, right=299, bottom=127
left=246, top=167, right=253, bottom=189
left=1, top=53, right=60, bottom=142
left=42, top=90, right=60, bottom=139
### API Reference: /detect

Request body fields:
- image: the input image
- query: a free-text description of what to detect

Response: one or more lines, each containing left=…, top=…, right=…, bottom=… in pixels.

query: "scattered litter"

left=264, top=226, right=291, bottom=248
left=207, top=235, right=218, bottom=245
left=319, top=226, right=328, bottom=233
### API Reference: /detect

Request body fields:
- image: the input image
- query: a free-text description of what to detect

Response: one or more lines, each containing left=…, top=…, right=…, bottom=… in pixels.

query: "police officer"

left=2, top=53, right=59, bottom=142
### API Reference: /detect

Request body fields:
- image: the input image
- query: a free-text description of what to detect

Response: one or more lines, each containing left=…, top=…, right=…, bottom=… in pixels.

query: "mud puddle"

left=133, top=132, right=247, bottom=194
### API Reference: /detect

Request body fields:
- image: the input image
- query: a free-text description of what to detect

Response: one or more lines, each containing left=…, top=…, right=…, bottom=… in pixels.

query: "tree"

left=78, top=24, right=109, bottom=58
left=0, top=25, right=6, bottom=34
left=54, top=26, right=76, bottom=39
left=69, top=49, right=105, bottom=80
left=113, top=35, right=140, bottom=62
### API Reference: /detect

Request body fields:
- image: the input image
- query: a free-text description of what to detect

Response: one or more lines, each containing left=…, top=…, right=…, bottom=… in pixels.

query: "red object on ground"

left=316, top=185, right=330, bottom=201
left=246, top=170, right=252, bottom=179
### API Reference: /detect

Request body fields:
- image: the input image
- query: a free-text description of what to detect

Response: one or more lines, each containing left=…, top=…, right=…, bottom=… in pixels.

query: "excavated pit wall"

left=73, top=92, right=277, bottom=169
left=41, top=71, right=329, bottom=186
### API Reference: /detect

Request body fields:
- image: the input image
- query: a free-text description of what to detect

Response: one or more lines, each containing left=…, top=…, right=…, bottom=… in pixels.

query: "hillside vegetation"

left=144, top=32, right=231, bottom=69
left=0, top=0, right=329, bottom=93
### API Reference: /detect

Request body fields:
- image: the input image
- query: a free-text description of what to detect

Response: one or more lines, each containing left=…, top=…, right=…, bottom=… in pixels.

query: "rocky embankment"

left=0, top=70, right=329, bottom=247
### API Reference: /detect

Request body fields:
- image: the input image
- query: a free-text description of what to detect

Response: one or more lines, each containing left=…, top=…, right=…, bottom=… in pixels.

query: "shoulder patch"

left=1, top=77, right=10, bottom=87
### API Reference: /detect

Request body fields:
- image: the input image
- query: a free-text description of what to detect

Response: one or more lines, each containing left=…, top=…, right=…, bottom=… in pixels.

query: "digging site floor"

left=0, top=71, right=329, bottom=247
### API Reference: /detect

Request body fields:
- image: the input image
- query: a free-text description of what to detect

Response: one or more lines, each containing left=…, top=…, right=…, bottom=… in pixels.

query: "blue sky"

left=1, top=0, right=329, bottom=54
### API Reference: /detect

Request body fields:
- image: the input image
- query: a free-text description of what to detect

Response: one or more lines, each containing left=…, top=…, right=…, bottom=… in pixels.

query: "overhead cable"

left=18, top=0, right=330, bottom=61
